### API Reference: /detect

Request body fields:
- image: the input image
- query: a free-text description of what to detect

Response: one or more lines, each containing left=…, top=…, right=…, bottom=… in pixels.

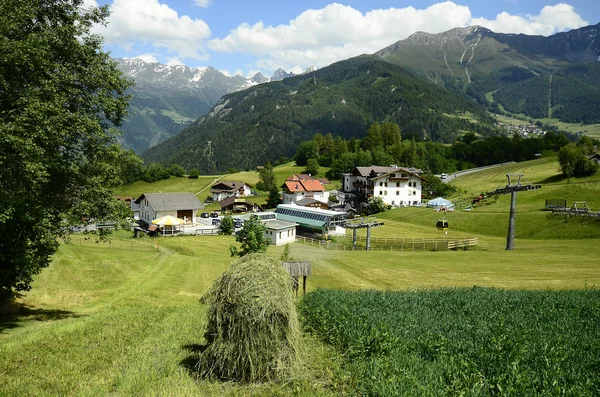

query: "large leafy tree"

left=230, top=217, right=270, bottom=256
left=0, top=0, right=132, bottom=292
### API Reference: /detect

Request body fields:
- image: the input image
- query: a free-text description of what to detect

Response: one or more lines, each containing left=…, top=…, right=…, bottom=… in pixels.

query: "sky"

left=86, top=0, right=600, bottom=77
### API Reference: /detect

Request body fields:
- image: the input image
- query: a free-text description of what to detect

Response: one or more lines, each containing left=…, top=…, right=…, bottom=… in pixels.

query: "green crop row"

left=299, top=288, right=600, bottom=396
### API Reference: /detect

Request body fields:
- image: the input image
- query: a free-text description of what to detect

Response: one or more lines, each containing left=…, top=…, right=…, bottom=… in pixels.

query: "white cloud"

left=208, top=1, right=588, bottom=72
left=96, top=0, right=211, bottom=61
left=166, top=58, right=186, bottom=66
left=193, top=0, right=211, bottom=7
left=132, top=54, right=159, bottom=63
left=471, top=3, right=587, bottom=35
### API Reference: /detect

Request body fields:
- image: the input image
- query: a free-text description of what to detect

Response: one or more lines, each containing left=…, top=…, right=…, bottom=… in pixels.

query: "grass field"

left=114, top=162, right=333, bottom=205
left=300, top=288, right=600, bottom=396
left=114, top=175, right=219, bottom=199
left=2, top=158, right=600, bottom=395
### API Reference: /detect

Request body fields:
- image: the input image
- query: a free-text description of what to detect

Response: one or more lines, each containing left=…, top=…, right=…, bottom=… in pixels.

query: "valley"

left=3, top=157, right=600, bottom=395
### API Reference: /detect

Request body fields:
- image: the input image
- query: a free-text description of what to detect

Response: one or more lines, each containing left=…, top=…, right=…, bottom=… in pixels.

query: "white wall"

left=372, top=175, right=422, bottom=206
left=265, top=226, right=296, bottom=245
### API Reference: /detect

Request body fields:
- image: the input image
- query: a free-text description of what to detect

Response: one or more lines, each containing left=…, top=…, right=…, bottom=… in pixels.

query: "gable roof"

left=372, top=169, right=424, bottom=181
left=210, top=181, right=248, bottom=192
left=218, top=196, right=257, bottom=208
left=135, top=192, right=203, bottom=211
left=352, top=166, right=423, bottom=178
left=282, top=179, right=325, bottom=193
left=296, top=198, right=327, bottom=207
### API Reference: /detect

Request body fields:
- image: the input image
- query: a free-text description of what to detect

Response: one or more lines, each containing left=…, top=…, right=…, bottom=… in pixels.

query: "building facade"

left=210, top=181, right=252, bottom=202
left=135, top=192, right=203, bottom=226
left=341, top=166, right=423, bottom=207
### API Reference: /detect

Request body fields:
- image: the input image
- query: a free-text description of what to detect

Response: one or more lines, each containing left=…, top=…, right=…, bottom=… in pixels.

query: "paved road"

left=441, top=162, right=515, bottom=184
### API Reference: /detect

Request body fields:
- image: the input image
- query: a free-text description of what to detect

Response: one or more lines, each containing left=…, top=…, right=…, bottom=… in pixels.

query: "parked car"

left=200, top=212, right=209, bottom=218
left=441, top=173, right=448, bottom=179
left=212, top=218, right=221, bottom=225
left=234, top=219, right=244, bottom=228
left=210, top=212, right=219, bottom=218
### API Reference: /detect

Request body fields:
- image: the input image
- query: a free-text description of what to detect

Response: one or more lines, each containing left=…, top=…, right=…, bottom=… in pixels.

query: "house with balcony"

left=210, top=181, right=252, bottom=202
left=341, top=166, right=423, bottom=207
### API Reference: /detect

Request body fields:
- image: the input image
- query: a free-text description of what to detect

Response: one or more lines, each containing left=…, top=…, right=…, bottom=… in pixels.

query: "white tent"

left=427, top=197, right=454, bottom=209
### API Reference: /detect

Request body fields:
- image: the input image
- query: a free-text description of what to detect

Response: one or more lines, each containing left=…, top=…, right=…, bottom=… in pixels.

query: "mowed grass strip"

left=299, top=288, right=600, bottom=396
left=0, top=238, right=343, bottom=396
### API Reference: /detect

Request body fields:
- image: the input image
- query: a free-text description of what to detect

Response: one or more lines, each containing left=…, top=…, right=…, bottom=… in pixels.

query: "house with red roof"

left=281, top=174, right=329, bottom=205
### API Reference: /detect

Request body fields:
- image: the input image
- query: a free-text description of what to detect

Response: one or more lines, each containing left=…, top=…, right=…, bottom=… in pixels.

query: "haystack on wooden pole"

left=200, top=254, right=300, bottom=382
left=282, top=261, right=312, bottom=296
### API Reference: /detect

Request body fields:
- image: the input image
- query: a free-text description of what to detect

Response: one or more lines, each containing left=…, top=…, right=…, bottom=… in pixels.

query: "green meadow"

left=2, top=157, right=600, bottom=395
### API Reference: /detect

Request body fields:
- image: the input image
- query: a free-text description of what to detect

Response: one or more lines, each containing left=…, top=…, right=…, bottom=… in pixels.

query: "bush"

left=188, top=168, right=200, bottom=179
left=169, top=164, right=185, bottom=177
left=200, top=254, right=300, bottom=382
left=219, top=214, right=234, bottom=235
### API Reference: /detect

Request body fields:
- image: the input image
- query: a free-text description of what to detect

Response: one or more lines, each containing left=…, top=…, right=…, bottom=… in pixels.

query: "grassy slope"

left=2, top=158, right=600, bottom=395
left=114, top=176, right=218, bottom=199
left=373, top=157, right=600, bottom=240
left=114, top=162, right=332, bottom=209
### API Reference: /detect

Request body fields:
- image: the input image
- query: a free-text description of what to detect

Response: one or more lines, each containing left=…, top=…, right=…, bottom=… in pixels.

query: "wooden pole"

left=303, top=276, right=307, bottom=296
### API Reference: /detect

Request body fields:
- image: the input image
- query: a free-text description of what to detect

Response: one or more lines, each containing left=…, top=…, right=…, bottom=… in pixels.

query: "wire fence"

left=69, top=236, right=158, bottom=252
left=296, top=235, right=478, bottom=252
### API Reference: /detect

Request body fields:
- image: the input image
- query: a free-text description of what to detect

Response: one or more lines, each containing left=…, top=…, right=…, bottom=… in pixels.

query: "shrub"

left=199, top=254, right=300, bottom=382
left=188, top=168, right=200, bottom=179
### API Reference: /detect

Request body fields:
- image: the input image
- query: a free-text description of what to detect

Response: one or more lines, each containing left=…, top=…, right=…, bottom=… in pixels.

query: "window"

left=396, top=182, right=400, bottom=187
left=384, top=191, right=387, bottom=195
left=379, top=191, right=383, bottom=195
left=279, top=232, right=282, bottom=239
left=396, top=191, right=400, bottom=195
left=384, top=182, right=388, bottom=187
left=379, top=182, right=383, bottom=187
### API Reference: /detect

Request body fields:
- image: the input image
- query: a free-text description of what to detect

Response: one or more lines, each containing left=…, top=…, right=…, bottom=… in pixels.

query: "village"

left=124, top=165, right=432, bottom=244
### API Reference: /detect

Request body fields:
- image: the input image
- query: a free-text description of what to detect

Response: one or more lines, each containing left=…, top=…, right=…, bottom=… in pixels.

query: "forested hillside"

left=377, top=23, right=600, bottom=125
left=143, top=56, right=498, bottom=173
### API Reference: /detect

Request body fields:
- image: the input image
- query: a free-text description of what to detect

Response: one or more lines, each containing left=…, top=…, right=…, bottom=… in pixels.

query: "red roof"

left=284, top=181, right=305, bottom=192
left=300, top=179, right=325, bottom=192
left=282, top=179, right=324, bottom=193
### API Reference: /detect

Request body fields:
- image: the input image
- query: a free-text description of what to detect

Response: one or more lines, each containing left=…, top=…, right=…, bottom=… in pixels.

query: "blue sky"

left=88, top=0, right=599, bottom=76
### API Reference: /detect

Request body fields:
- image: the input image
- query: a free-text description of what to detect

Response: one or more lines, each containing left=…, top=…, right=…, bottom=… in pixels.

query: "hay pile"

left=199, top=254, right=300, bottom=382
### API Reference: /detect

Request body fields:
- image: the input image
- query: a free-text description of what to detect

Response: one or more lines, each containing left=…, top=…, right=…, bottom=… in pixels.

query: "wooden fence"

left=295, top=235, right=478, bottom=251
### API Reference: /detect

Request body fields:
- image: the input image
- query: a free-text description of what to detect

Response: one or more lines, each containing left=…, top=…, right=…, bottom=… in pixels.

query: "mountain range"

left=136, top=22, right=600, bottom=173
left=115, top=59, right=302, bottom=153
left=376, top=23, right=600, bottom=122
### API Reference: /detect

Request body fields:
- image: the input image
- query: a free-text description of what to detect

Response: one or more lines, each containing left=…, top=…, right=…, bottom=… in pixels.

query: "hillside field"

left=114, top=163, right=332, bottom=204
left=2, top=157, right=600, bottom=395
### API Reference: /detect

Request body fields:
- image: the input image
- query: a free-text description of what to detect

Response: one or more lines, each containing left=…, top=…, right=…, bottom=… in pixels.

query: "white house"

left=135, top=192, right=203, bottom=226
left=341, top=166, right=423, bottom=207
left=241, top=212, right=298, bottom=246
left=210, top=181, right=252, bottom=202
left=281, top=176, right=329, bottom=205
left=264, top=219, right=298, bottom=245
